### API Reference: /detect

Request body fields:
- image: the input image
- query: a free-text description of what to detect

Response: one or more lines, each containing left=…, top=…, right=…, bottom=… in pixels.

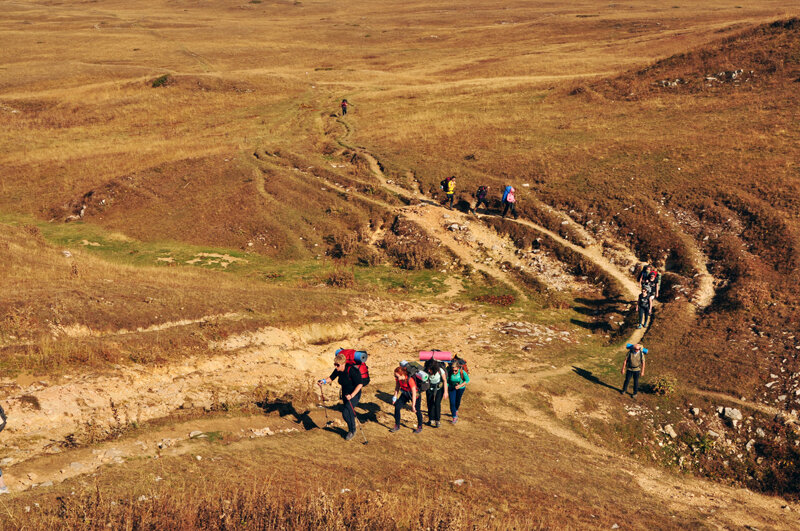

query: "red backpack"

left=336, top=349, right=370, bottom=386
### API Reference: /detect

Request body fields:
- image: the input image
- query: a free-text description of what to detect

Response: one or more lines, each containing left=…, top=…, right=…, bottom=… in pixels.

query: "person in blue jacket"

left=501, top=185, right=517, bottom=219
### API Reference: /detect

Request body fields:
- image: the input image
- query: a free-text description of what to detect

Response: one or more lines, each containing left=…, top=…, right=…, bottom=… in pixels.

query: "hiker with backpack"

left=318, top=353, right=363, bottom=441
left=391, top=365, right=424, bottom=434
left=424, top=359, right=449, bottom=428
left=474, top=185, right=489, bottom=213
left=448, top=358, right=470, bottom=423
left=0, top=404, right=8, bottom=494
left=340, top=99, right=349, bottom=116
left=620, top=343, right=647, bottom=398
left=638, top=264, right=661, bottom=298
left=501, top=185, right=517, bottom=219
left=636, top=287, right=654, bottom=329
left=440, top=176, right=456, bottom=210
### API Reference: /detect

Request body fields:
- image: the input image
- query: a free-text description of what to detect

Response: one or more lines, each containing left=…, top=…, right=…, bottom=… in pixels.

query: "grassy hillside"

left=2, top=0, right=800, bottom=526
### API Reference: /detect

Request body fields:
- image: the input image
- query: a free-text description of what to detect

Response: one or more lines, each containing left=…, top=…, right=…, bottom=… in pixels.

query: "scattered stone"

left=708, top=430, right=720, bottom=439
left=452, top=479, right=465, bottom=486
left=663, top=424, right=678, bottom=439
left=69, top=462, right=84, bottom=471
left=196, top=455, right=202, bottom=461
left=746, top=439, right=755, bottom=452
left=40, top=481, right=53, bottom=488
left=691, top=408, right=700, bottom=416
left=723, top=407, right=743, bottom=422
left=138, top=495, right=148, bottom=502
left=0, top=458, right=13, bottom=466
left=62, top=250, right=72, bottom=257
left=340, top=488, right=351, bottom=493
left=756, top=428, right=766, bottom=438
left=251, top=427, right=274, bottom=437
left=778, top=395, right=787, bottom=401
left=612, top=524, right=620, bottom=530
left=189, top=431, right=203, bottom=438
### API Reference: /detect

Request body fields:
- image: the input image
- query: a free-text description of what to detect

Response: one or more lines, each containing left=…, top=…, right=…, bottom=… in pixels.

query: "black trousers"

left=622, top=370, right=640, bottom=395
left=475, top=198, right=489, bottom=210
left=395, top=392, right=422, bottom=427
left=342, top=392, right=361, bottom=433
left=502, top=202, right=517, bottom=218
left=426, top=386, right=444, bottom=422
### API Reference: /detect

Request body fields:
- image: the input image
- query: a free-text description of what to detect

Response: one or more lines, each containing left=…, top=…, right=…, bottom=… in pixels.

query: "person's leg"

left=448, top=194, right=454, bottom=209
left=638, top=306, right=646, bottom=328
left=414, top=394, right=423, bottom=428
left=394, top=393, right=409, bottom=427
left=511, top=203, right=518, bottom=219
left=454, top=388, right=465, bottom=414
left=622, top=370, right=632, bottom=394
left=433, top=387, right=444, bottom=423
left=502, top=202, right=509, bottom=218
left=342, top=399, right=355, bottom=434
left=632, top=371, right=640, bottom=396
left=425, top=389, right=435, bottom=425
left=448, top=386, right=457, bottom=417
left=0, top=469, right=7, bottom=494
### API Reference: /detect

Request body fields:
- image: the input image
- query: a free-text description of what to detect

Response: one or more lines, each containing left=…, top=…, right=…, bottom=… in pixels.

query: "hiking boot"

left=413, top=426, right=423, bottom=434
left=345, top=431, right=355, bottom=441
left=433, top=420, right=440, bottom=428
left=631, top=393, right=638, bottom=400
left=637, top=324, right=643, bottom=329
left=452, top=416, right=458, bottom=424
left=389, top=425, right=400, bottom=433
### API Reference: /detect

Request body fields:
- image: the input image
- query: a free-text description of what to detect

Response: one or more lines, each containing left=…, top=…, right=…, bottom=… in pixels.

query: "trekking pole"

left=318, top=383, right=330, bottom=425
left=347, top=399, right=369, bottom=445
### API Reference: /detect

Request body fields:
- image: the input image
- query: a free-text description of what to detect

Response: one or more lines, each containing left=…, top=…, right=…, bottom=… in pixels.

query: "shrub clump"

left=651, top=374, right=678, bottom=396
left=151, top=74, right=172, bottom=88
left=326, top=269, right=355, bottom=288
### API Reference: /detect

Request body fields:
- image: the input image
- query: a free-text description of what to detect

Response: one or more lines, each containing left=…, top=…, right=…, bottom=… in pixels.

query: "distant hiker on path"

left=440, top=176, right=456, bottom=210
left=474, top=185, right=489, bottom=213
left=0, top=404, right=8, bottom=494
left=501, top=185, right=517, bottom=219
left=318, top=353, right=363, bottom=441
left=621, top=343, right=647, bottom=398
left=391, top=366, right=423, bottom=433
left=340, top=99, right=349, bottom=115
left=448, top=359, right=470, bottom=423
left=424, top=359, right=449, bottom=428
left=636, top=287, right=654, bottom=329
left=638, top=264, right=661, bottom=298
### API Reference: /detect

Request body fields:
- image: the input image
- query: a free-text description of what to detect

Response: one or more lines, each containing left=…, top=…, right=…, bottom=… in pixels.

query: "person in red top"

left=340, top=99, right=349, bottom=116
left=390, top=366, right=422, bottom=434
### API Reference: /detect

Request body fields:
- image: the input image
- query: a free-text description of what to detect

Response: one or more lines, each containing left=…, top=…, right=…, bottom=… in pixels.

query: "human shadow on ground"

left=570, top=318, right=613, bottom=332
left=255, top=397, right=318, bottom=431
left=572, top=366, right=622, bottom=393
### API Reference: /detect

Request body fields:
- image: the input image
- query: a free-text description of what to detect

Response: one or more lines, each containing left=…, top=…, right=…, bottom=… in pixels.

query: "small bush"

left=651, top=374, right=678, bottom=396
left=151, top=74, right=172, bottom=88
left=326, top=269, right=355, bottom=288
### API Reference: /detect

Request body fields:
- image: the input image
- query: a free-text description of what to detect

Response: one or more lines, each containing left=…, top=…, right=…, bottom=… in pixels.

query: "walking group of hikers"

left=318, top=350, right=469, bottom=440
left=439, top=178, right=518, bottom=219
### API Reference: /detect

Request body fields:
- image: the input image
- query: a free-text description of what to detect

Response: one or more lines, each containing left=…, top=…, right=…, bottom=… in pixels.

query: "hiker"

left=621, top=343, right=646, bottom=398
left=0, top=404, right=7, bottom=494
left=391, top=366, right=423, bottom=433
left=318, top=353, right=363, bottom=441
left=424, top=359, right=449, bottom=428
left=636, top=287, right=654, bottom=329
left=340, top=99, right=349, bottom=116
left=448, top=360, right=469, bottom=423
left=474, top=185, right=489, bottom=213
left=638, top=264, right=661, bottom=298
left=501, top=185, right=517, bottom=219
left=444, top=176, right=456, bottom=210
